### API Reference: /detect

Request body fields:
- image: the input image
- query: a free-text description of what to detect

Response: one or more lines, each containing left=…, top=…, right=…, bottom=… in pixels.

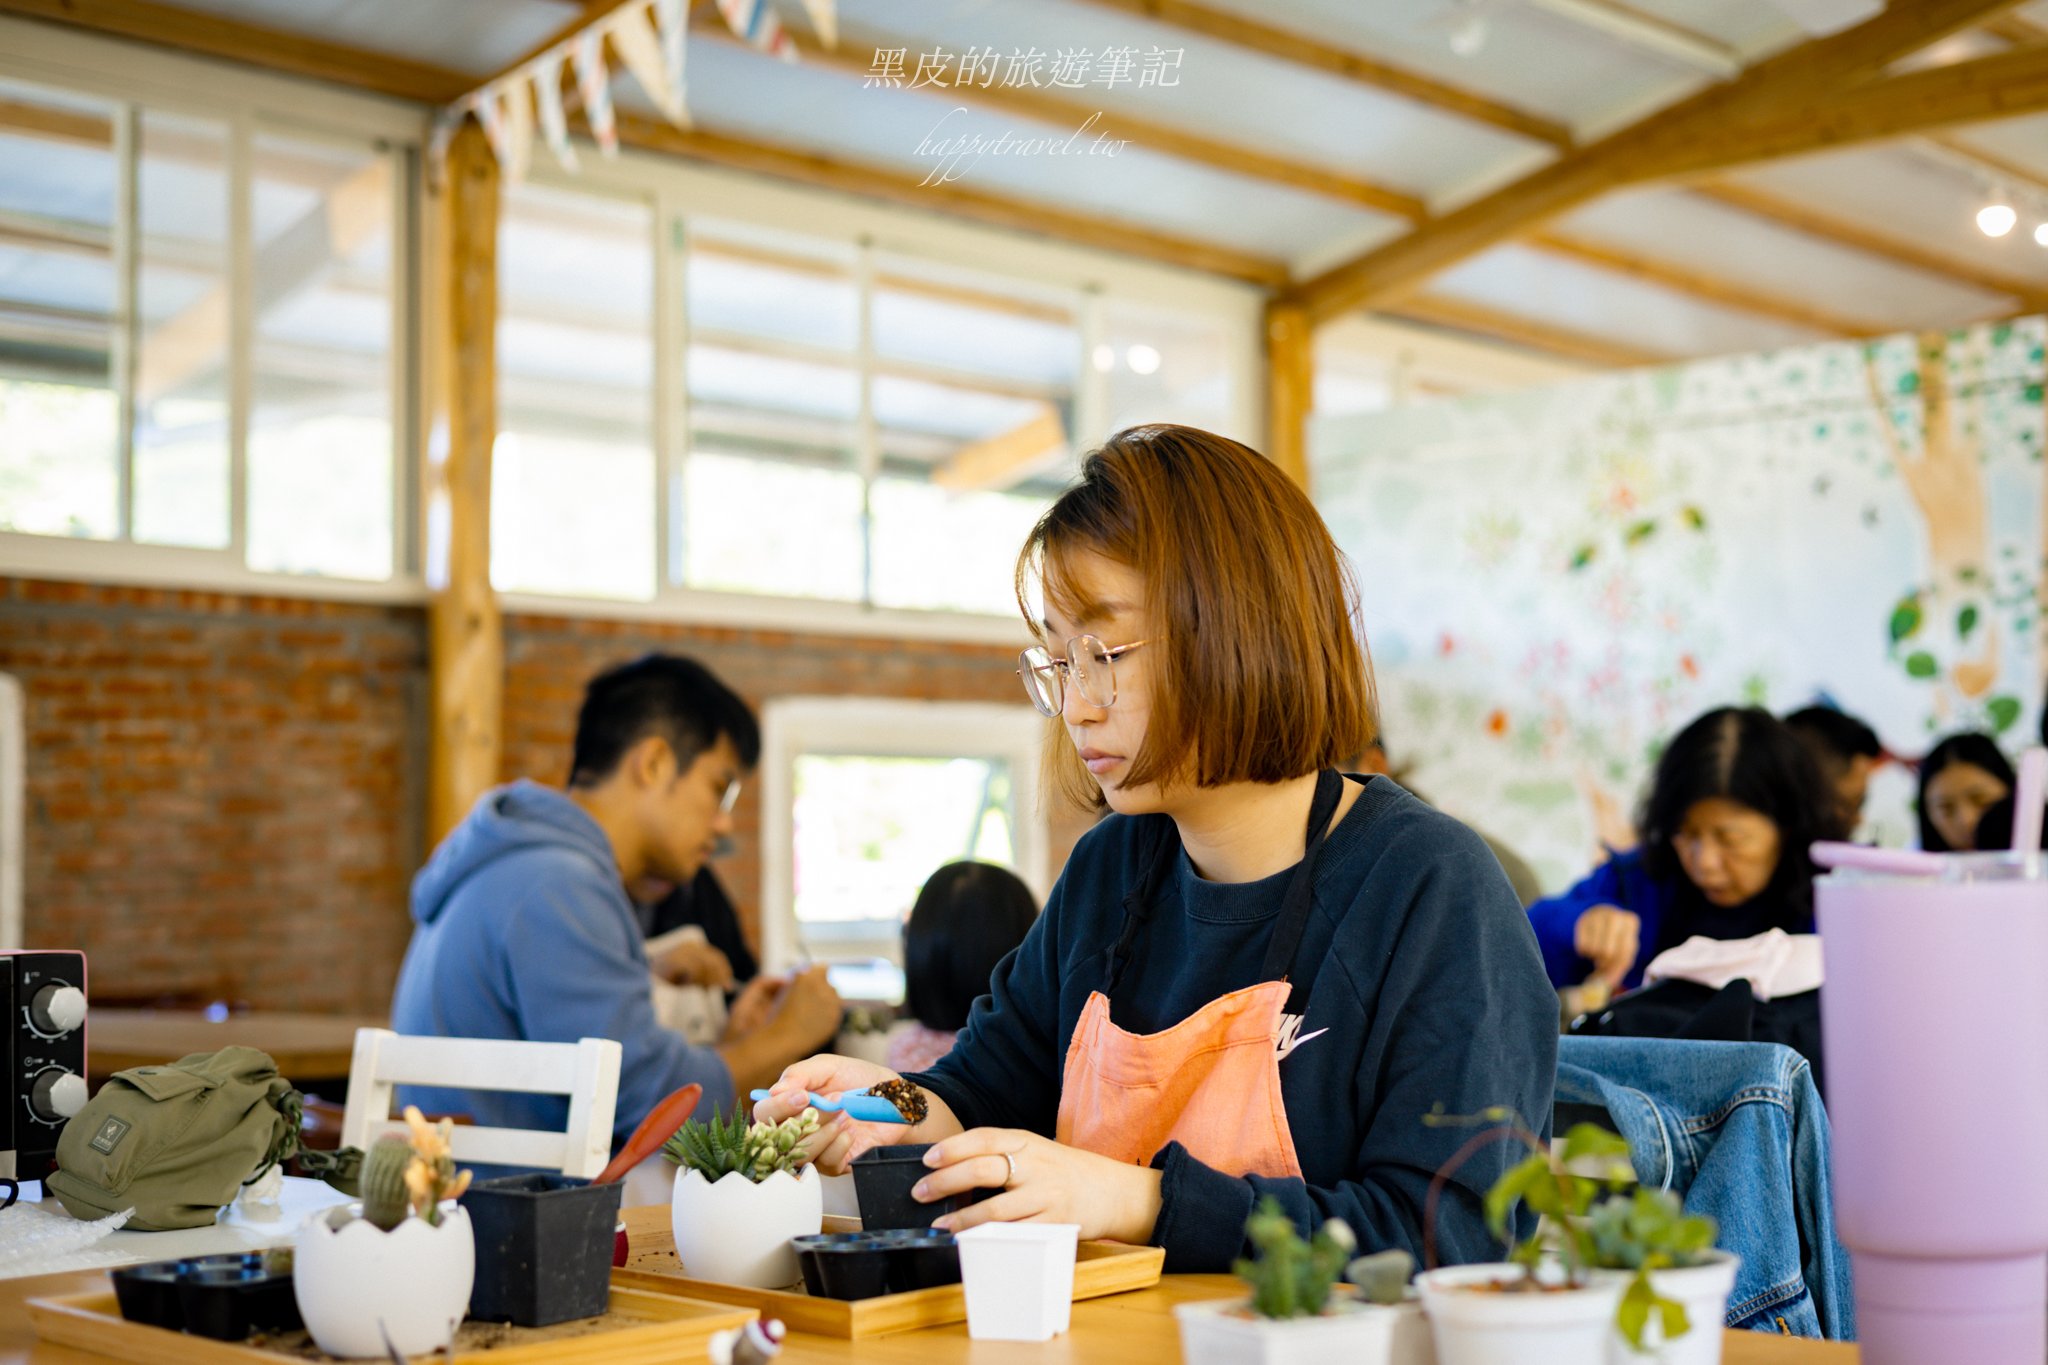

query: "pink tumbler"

left=1818, top=853, right=2048, bottom=1365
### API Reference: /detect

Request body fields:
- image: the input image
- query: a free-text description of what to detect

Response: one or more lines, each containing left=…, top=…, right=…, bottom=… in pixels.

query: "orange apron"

left=1054, top=770, right=1341, bottom=1180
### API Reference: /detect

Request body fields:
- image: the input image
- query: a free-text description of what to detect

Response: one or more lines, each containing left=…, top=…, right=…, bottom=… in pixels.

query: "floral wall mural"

left=1313, top=318, right=2047, bottom=893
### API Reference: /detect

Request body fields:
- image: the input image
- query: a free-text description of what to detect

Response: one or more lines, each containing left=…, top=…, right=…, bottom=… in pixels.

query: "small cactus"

left=359, top=1136, right=413, bottom=1231
left=1231, top=1198, right=1357, bottom=1319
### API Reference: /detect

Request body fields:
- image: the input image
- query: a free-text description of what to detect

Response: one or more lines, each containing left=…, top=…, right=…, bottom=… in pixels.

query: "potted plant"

left=664, top=1108, right=823, bottom=1288
left=1412, top=1111, right=1733, bottom=1365
left=1172, top=1198, right=1434, bottom=1365
left=293, top=1107, right=474, bottom=1359
left=461, top=1168, right=623, bottom=1327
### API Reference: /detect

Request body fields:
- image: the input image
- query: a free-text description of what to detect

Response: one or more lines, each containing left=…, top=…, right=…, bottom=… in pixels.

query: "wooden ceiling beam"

left=0, top=0, right=475, bottom=104
left=1284, top=0, right=2027, bottom=324
left=1058, top=0, right=1574, bottom=149
left=1982, top=14, right=2048, bottom=44
left=1693, top=181, right=2048, bottom=312
left=1643, top=40, right=2048, bottom=181
left=610, top=113, right=1290, bottom=288
left=1527, top=230, right=1878, bottom=335
left=693, top=20, right=1426, bottom=220
left=1378, top=294, right=1673, bottom=369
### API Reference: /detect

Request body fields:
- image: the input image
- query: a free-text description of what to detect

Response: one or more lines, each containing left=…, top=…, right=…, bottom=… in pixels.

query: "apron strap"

left=1262, top=769, right=1344, bottom=1017
left=1104, top=815, right=1182, bottom=997
left=1103, top=770, right=1345, bottom=1011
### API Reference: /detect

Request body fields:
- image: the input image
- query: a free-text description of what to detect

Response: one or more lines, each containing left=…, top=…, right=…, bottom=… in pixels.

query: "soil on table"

left=248, top=1313, right=625, bottom=1357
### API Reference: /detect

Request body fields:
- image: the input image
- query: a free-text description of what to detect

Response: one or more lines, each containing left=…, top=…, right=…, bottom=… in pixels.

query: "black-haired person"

left=885, top=861, right=1040, bottom=1075
left=1527, top=707, right=1833, bottom=991
left=1783, top=705, right=1884, bottom=840
left=391, top=654, right=843, bottom=1144
left=1918, top=732, right=2015, bottom=852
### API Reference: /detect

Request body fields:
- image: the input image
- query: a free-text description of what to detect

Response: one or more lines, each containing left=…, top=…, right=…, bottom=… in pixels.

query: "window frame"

left=0, top=18, right=427, bottom=602
left=758, top=697, right=1052, bottom=972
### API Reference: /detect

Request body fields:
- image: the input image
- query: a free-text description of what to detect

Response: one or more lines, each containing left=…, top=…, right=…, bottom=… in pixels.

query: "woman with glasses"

left=757, top=425, right=1557, bottom=1271
left=1526, top=706, right=1833, bottom=992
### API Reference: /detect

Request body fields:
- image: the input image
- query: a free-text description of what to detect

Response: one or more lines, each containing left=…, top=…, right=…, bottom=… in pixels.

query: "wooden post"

left=424, top=121, right=503, bottom=847
left=1264, top=300, right=1313, bottom=492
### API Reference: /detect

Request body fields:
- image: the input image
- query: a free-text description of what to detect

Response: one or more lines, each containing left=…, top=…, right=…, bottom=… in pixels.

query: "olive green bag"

left=47, top=1046, right=357, bottom=1231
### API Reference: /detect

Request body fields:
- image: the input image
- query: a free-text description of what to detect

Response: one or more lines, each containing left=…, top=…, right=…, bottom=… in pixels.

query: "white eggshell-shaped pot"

left=293, top=1203, right=475, bottom=1358
left=671, top=1164, right=824, bottom=1289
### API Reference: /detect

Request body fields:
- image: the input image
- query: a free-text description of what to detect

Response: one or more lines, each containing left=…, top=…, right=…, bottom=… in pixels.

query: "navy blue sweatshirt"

left=910, top=776, right=1558, bottom=1273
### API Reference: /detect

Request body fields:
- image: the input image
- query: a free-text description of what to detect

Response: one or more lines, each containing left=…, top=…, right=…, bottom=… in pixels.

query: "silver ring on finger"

left=1002, top=1150, right=1019, bottom=1189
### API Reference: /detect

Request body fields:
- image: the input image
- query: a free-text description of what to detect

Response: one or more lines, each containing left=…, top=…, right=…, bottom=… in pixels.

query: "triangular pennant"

left=473, top=88, right=511, bottom=168
left=802, top=0, right=836, bottom=48
left=426, top=110, right=460, bottom=189
left=500, top=76, right=534, bottom=184
left=614, top=4, right=685, bottom=125
left=573, top=30, right=619, bottom=157
left=717, top=0, right=793, bottom=57
left=656, top=0, right=690, bottom=107
left=533, top=53, right=578, bottom=172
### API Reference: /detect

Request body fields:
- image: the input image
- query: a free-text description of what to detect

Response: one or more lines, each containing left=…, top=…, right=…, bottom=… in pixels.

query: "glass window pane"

left=865, top=259, right=1079, bottom=615
left=246, top=132, right=394, bottom=578
left=682, top=222, right=864, bottom=600
left=494, top=181, right=655, bottom=599
left=1102, top=300, right=1238, bottom=438
left=0, top=79, right=117, bottom=539
left=132, top=109, right=230, bottom=549
left=792, top=754, right=1017, bottom=936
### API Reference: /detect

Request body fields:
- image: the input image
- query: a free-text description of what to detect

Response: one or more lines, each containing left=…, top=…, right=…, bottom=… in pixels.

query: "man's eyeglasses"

left=719, top=778, right=742, bottom=814
left=1017, top=636, right=1151, bottom=717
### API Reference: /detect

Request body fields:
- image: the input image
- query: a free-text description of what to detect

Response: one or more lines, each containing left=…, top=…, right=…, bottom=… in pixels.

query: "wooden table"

left=87, top=1011, right=384, bottom=1086
left=0, top=1266, right=1859, bottom=1362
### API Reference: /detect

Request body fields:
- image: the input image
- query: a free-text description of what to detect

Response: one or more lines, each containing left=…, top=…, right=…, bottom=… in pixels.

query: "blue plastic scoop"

left=748, top=1088, right=907, bottom=1124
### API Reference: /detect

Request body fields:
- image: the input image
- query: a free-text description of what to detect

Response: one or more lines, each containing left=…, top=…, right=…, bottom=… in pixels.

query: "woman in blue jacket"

left=1528, top=706, right=1833, bottom=990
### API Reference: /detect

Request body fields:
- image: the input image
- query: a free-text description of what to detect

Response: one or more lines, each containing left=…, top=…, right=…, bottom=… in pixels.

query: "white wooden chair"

left=339, top=1028, right=622, bottom=1179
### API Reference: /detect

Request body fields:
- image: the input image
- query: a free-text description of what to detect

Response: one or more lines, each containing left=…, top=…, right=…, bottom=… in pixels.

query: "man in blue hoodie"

left=390, top=654, right=842, bottom=1145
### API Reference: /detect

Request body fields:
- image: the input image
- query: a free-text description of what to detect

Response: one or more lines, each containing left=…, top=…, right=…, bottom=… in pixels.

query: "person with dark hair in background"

left=391, top=654, right=842, bottom=1145
left=1526, top=706, right=1833, bottom=991
left=885, top=861, right=1041, bottom=1075
left=1783, top=705, right=1883, bottom=840
left=1917, top=732, right=2015, bottom=852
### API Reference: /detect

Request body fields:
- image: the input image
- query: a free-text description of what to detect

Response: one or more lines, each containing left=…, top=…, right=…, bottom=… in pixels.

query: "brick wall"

left=0, top=579, right=427, bottom=1014
left=1, top=579, right=1085, bottom=1015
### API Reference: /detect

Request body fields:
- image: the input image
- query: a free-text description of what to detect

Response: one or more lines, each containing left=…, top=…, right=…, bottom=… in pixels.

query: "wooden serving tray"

left=28, top=1279, right=757, bottom=1364
left=613, top=1207, right=1166, bottom=1338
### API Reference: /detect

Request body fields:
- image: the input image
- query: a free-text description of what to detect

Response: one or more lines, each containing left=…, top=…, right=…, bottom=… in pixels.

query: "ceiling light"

left=2036, top=222, right=2048, bottom=248
left=1449, top=13, right=1489, bottom=56
left=1125, top=344, right=1161, bottom=376
left=1978, top=199, right=2017, bottom=238
left=1091, top=344, right=1116, bottom=373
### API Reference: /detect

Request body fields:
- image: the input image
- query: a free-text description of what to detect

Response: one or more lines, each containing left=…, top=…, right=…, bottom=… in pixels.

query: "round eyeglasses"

left=1017, top=635, right=1151, bottom=717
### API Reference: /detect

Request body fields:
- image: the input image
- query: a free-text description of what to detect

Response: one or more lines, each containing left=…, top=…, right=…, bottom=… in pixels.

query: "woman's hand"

left=913, top=1129, right=1163, bottom=1245
left=752, top=1055, right=960, bottom=1174
left=1574, top=904, right=1641, bottom=988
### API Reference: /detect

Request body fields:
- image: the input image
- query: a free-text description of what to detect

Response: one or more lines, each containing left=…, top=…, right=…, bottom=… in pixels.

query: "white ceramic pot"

left=670, top=1163, right=823, bottom=1288
left=292, top=1203, right=475, bottom=1359
left=1417, top=1263, right=1624, bottom=1365
left=1175, top=1295, right=1435, bottom=1365
left=1606, top=1253, right=1740, bottom=1365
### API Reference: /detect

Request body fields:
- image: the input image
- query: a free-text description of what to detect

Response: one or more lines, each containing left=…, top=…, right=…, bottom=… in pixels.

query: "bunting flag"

left=802, top=0, right=838, bottom=49
left=500, top=77, right=535, bottom=185
left=614, top=4, right=685, bottom=124
left=573, top=30, right=619, bottom=158
left=657, top=0, right=689, bottom=99
left=533, top=52, right=577, bottom=172
left=447, top=0, right=774, bottom=180
left=717, top=0, right=797, bottom=60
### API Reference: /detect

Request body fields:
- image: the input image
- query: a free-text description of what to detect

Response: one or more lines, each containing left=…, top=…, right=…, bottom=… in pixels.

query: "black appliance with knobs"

left=3, top=949, right=88, bottom=1184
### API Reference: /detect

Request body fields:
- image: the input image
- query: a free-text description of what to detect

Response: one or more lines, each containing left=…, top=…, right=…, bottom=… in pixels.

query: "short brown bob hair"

left=1016, top=424, right=1377, bottom=808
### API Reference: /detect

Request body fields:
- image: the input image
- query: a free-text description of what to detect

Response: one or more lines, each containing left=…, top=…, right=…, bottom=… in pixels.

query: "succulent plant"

left=359, top=1136, right=413, bottom=1231
left=1344, top=1248, right=1416, bottom=1306
left=1231, top=1198, right=1357, bottom=1320
left=662, top=1108, right=819, bottom=1183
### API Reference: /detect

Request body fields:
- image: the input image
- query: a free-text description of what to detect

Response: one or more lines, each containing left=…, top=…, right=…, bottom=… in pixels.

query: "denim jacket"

left=1556, top=1035, right=1854, bottom=1340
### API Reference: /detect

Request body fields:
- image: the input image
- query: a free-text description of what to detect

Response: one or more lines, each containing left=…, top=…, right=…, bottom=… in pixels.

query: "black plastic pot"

left=110, top=1261, right=187, bottom=1331
left=850, top=1144, right=991, bottom=1231
left=793, top=1234, right=891, bottom=1300
left=461, top=1173, right=624, bottom=1326
left=112, top=1252, right=299, bottom=1340
left=881, top=1233, right=961, bottom=1292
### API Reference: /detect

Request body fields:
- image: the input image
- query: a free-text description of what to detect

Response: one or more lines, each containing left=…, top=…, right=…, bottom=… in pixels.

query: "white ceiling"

left=29, top=0, right=2048, bottom=368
